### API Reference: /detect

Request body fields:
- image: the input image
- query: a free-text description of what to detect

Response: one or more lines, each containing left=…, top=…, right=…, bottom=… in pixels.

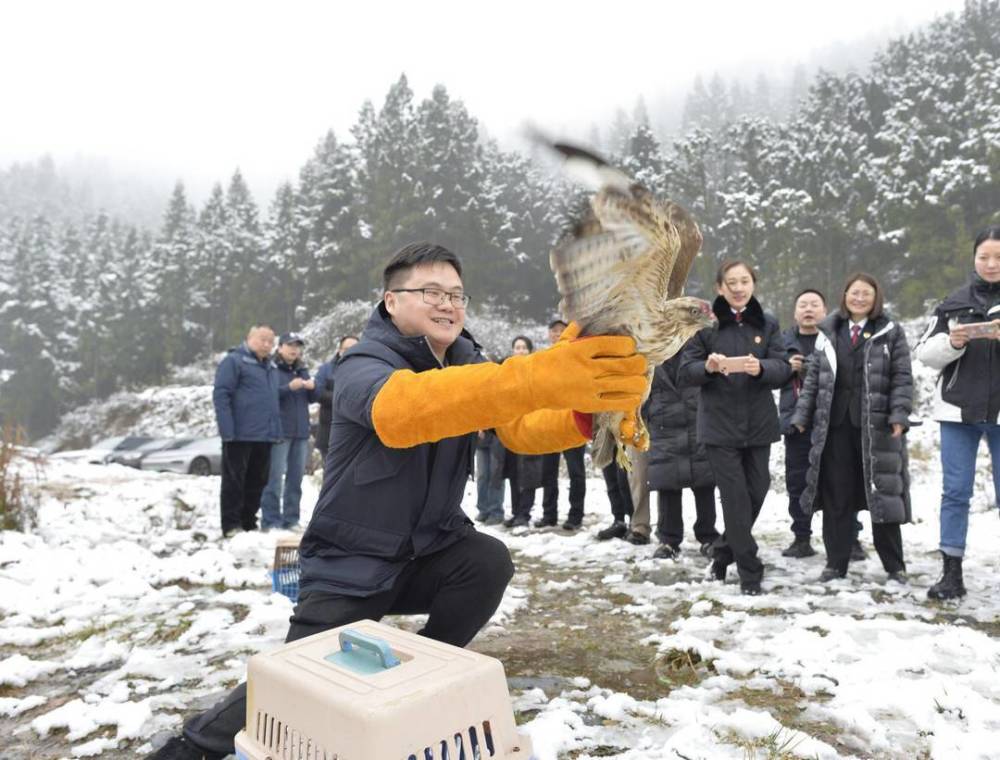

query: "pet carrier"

left=270, top=535, right=300, bottom=602
left=234, top=619, right=534, bottom=760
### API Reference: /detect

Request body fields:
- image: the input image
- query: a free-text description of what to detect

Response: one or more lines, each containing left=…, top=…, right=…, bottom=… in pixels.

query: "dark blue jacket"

left=212, top=343, right=282, bottom=442
left=275, top=356, right=314, bottom=439
left=299, top=304, right=483, bottom=597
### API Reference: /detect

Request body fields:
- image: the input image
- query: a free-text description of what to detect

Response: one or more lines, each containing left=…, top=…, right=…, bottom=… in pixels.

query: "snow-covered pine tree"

left=192, top=183, right=231, bottom=351
left=223, top=169, right=265, bottom=340
left=295, top=130, right=359, bottom=313
left=153, top=182, right=201, bottom=366
left=263, top=182, right=300, bottom=331
left=0, top=216, right=65, bottom=433
left=351, top=75, right=422, bottom=293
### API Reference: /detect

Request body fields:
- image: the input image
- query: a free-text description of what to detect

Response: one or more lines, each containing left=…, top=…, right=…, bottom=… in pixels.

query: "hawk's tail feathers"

left=525, top=128, right=632, bottom=192
left=591, top=423, right=618, bottom=470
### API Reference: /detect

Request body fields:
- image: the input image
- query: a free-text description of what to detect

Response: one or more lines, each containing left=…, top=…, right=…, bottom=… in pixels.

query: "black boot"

left=781, top=537, right=817, bottom=558
left=927, top=552, right=967, bottom=600
left=596, top=521, right=628, bottom=540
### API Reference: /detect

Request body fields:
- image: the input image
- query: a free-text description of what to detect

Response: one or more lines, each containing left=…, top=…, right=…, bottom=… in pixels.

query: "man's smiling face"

left=384, top=262, right=466, bottom=357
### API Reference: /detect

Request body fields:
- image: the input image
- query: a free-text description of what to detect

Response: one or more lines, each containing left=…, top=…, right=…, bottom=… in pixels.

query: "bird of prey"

left=544, top=140, right=715, bottom=470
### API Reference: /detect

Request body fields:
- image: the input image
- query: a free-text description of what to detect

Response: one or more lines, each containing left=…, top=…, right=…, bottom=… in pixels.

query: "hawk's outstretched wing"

left=546, top=143, right=682, bottom=331
left=537, top=138, right=710, bottom=469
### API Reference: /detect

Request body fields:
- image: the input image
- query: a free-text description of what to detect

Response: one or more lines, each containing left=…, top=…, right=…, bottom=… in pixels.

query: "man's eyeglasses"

left=391, top=288, right=470, bottom=308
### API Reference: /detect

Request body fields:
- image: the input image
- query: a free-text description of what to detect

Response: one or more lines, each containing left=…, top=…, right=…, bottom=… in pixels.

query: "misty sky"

left=1, top=0, right=967, bottom=203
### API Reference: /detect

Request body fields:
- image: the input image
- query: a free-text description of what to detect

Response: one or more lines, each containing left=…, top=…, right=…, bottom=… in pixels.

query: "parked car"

left=51, top=436, right=156, bottom=465
left=109, top=438, right=189, bottom=468
left=139, top=437, right=222, bottom=476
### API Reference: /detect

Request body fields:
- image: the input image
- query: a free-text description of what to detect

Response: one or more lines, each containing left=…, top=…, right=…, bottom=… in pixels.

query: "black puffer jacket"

left=791, top=313, right=913, bottom=523
left=646, top=352, right=714, bottom=491
left=678, top=296, right=792, bottom=447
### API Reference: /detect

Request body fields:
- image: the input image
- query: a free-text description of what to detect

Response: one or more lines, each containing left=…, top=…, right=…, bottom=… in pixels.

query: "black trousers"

left=220, top=441, right=272, bottom=533
left=506, top=465, right=536, bottom=520
left=658, top=486, right=720, bottom=547
left=541, top=446, right=587, bottom=522
left=601, top=461, right=634, bottom=522
left=819, top=424, right=905, bottom=574
left=783, top=430, right=814, bottom=538
left=705, top=445, right=771, bottom=584
left=183, top=530, right=515, bottom=756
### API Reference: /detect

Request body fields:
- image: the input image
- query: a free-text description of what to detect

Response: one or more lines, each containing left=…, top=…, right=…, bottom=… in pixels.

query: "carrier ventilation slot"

left=405, top=720, right=496, bottom=760
left=254, top=710, right=339, bottom=759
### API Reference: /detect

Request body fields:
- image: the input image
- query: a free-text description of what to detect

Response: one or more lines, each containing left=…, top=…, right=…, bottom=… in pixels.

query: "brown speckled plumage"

left=546, top=142, right=713, bottom=469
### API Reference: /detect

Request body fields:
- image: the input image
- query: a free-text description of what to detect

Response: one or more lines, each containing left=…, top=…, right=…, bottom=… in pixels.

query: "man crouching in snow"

left=150, top=242, right=647, bottom=759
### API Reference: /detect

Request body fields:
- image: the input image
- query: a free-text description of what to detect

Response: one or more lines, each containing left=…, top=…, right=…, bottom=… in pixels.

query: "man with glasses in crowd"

left=152, top=241, right=647, bottom=759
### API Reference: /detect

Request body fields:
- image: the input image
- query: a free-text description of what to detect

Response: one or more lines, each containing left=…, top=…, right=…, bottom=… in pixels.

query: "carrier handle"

left=338, top=629, right=400, bottom=669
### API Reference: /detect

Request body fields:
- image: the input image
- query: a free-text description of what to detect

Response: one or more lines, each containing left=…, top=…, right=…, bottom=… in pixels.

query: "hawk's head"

left=662, top=296, right=716, bottom=344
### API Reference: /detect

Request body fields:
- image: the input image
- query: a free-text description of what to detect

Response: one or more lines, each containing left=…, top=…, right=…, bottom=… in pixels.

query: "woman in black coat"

left=792, top=272, right=913, bottom=583
left=646, top=352, right=719, bottom=559
left=679, top=261, right=792, bottom=595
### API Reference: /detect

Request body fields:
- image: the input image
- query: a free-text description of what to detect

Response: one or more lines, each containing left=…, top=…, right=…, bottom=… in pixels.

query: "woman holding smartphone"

left=792, top=273, right=913, bottom=584
left=679, top=260, right=791, bottom=595
left=916, top=226, right=1000, bottom=599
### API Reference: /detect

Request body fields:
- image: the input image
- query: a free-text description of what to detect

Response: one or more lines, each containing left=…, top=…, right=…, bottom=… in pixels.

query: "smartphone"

left=962, top=322, right=1000, bottom=339
left=718, top=356, right=750, bottom=374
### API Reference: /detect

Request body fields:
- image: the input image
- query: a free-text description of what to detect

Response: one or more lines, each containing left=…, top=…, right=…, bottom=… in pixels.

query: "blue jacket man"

left=161, top=243, right=647, bottom=760
left=212, top=325, right=281, bottom=536
left=260, top=332, right=315, bottom=531
left=212, top=344, right=282, bottom=443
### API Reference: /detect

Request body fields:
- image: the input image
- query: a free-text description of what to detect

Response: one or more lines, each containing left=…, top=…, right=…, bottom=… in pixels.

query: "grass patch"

left=149, top=616, right=194, bottom=643
left=471, top=558, right=693, bottom=701
left=745, top=608, right=791, bottom=618
left=567, top=747, right=630, bottom=758
left=52, top=620, right=114, bottom=646
left=728, top=681, right=816, bottom=724
left=1, top=423, right=38, bottom=531
left=717, top=727, right=812, bottom=759
left=654, top=647, right=717, bottom=690
left=926, top=612, right=1000, bottom=637
left=226, top=604, right=251, bottom=623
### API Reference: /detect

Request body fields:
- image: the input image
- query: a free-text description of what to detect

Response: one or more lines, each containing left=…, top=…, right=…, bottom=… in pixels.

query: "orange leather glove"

left=559, top=323, right=650, bottom=451
left=371, top=323, right=646, bottom=448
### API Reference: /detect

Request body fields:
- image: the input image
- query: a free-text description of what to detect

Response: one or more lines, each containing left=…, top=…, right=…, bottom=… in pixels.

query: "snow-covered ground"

left=3, top=331, right=999, bottom=759
left=2, top=433, right=998, bottom=759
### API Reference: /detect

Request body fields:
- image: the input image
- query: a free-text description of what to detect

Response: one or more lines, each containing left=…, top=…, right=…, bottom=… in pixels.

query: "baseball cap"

left=279, top=332, right=305, bottom=346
